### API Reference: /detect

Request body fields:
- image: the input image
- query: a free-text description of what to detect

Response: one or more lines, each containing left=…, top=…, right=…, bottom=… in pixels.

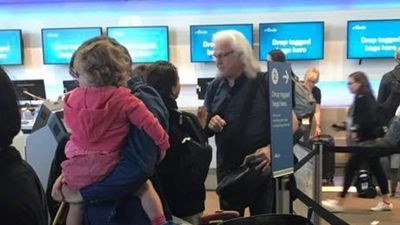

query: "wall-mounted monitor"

left=197, top=77, right=214, bottom=100
left=259, top=22, right=324, bottom=61
left=42, top=27, right=102, bottom=64
left=12, top=79, right=46, bottom=101
left=190, top=24, right=253, bottom=63
left=0, top=29, right=23, bottom=65
left=107, top=26, right=169, bottom=63
left=63, top=80, right=79, bottom=93
left=347, top=19, right=400, bottom=59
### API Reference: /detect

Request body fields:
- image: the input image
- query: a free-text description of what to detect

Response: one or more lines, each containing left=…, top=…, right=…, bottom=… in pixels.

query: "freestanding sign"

left=267, top=61, right=294, bottom=178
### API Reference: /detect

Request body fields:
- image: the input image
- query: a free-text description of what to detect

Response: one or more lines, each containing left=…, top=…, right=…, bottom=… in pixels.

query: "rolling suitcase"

left=312, top=134, right=335, bottom=184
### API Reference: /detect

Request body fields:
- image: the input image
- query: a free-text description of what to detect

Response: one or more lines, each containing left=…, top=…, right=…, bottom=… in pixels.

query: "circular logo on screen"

left=271, top=68, right=279, bottom=85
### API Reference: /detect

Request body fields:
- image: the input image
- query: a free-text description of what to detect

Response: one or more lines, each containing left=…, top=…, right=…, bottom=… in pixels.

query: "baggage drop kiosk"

left=25, top=101, right=68, bottom=190
left=267, top=62, right=294, bottom=214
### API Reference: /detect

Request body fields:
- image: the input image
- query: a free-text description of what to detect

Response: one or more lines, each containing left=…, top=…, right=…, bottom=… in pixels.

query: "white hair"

left=213, top=30, right=260, bottom=78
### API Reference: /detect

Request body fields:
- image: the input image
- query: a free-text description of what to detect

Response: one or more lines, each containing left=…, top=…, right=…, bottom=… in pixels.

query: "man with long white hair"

left=204, top=30, right=297, bottom=215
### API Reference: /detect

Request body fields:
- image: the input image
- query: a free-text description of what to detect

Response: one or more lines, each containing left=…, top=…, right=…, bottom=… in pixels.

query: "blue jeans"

left=84, top=197, right=149, bottom=225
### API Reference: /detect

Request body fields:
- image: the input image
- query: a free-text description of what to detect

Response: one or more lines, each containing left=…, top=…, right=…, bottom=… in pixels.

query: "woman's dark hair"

left=268, top=49, right=286, bottom=62
left=349, top=71, right=372, bottom=95
left=0, top=67, right=21, bottom=148
left=145, top=61, right=179, bottom=99
left=132, top=64, right=148, bottom=78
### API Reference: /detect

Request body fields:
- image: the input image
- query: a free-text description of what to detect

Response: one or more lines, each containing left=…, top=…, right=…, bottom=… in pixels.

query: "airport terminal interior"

left=1, top=0, right=400, bottom=224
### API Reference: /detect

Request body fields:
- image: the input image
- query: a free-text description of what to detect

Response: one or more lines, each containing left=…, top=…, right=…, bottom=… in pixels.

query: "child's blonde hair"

left=304, top=67, right=320, bottom=83
left=69, top=36, right=132, bottom=87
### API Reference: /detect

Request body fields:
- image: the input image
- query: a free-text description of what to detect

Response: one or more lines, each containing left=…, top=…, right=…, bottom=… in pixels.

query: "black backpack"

left=292, top=75, right=316, bottom=119
left=171, top=109, right=212, bottom=187
left=356, top=170, right=377, bottom=198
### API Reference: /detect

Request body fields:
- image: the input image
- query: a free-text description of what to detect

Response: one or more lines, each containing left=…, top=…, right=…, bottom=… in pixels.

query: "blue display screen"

left=259, top=22, right=324, bottom=61
left=190, top=24, right=253, bottom=62
left=347, top=20, right=400, bottom=59
left=42, top=27, right=102, bottom=64
left=0, top=30, right=23, bottom=65
left=107, top=26, right=169, bottom=63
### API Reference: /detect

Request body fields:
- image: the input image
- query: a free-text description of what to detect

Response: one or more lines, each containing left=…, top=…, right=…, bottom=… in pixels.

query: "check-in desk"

left=25, top=101, right=68, bottom=190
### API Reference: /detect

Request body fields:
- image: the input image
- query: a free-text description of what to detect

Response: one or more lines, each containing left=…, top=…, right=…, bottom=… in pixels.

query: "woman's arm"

left=313, top=104, right=322, bottom=136
left=126, top=95, right=170, bottom=152
left=292, top=111, right=299, bottom=133
left=353, top=94, right=378, bottom=140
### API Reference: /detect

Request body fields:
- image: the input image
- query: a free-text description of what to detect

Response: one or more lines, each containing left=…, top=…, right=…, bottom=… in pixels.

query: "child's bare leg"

left=136, top=180, right=166, bottom=225
left=66, top=204, right=83, bottom=225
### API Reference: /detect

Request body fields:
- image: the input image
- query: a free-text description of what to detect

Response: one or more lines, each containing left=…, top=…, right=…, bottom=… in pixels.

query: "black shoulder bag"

left=216, top=73, right=270, bottom=209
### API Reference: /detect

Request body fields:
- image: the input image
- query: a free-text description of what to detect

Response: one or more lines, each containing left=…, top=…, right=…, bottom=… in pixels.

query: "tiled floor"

left=320, top=192, right=400, bottom=225
left=203, top=165, right=400, bottom=224
left=204, top=191, right=400, bottom=225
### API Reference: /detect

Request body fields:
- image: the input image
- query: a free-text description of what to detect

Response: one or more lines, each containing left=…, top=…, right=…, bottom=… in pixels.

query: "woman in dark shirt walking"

left=322, top=71, right=392, bottom=212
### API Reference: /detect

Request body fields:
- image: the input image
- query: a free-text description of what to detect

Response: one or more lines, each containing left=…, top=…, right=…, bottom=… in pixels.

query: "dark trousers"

left=340, top=153, right=389, bottom=198
left=219, top=176, right=274, bottom=216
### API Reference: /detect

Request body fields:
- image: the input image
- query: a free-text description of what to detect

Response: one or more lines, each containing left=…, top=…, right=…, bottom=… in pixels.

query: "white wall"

left=2, top=3, right=399, bottom=169
left=1, top=4, right=399, bottom=107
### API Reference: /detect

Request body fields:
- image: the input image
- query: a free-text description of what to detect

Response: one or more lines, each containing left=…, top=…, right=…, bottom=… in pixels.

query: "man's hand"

left=197, top=106, right=209, bottom=129
left=51, top=175, right=64, bottom=202
left=208, top=114, right=226, bottom=133
left=244, top=146, right=271, bottom=175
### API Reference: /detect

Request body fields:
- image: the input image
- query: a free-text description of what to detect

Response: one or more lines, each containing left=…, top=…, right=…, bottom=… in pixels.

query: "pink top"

left=61, top=86, right=169, bottom=189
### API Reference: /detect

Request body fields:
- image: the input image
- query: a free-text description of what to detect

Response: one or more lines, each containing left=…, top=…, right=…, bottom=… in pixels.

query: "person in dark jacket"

left=51, top=37, right=173, bottom=225
left=377, top=48, right=400, bottom=127
left=0, top=66, right=48, bottom=225
left=206, top=31, right=275, bottom=216
left=377, top=48, right=400, bottom=197
left=323, top=71, right=392, bottom=212
left=51, top=75, right=171, bottom=225
left=145, top=61, right=207, bottom=224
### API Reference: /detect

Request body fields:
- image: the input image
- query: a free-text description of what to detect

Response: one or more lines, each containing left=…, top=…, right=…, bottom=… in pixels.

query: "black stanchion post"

left=275, top=175, right=292, bottom=214
left=313, top=142, right=323, bottom=225
left=307, top=207, right=314, bottom=225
